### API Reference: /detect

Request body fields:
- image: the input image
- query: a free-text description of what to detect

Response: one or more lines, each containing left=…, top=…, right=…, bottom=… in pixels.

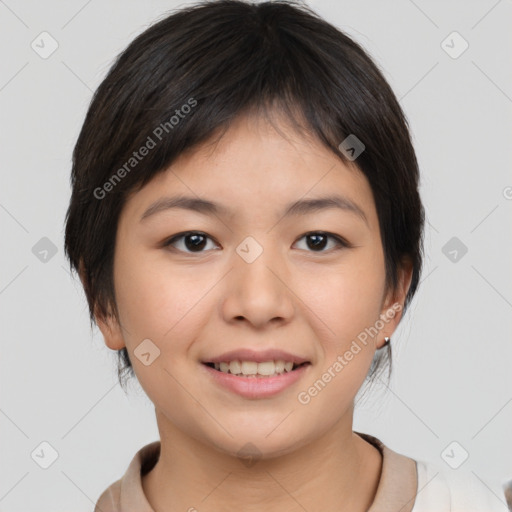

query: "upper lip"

left=202, top=348, right=310, bottom=365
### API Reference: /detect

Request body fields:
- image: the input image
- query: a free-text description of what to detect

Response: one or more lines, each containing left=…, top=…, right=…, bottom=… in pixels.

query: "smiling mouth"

left=203, top=361, right=311, bottom=378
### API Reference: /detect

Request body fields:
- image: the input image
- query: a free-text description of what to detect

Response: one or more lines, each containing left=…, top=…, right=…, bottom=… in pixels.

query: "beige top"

left=94, top=431, right=512, bottom=511
left=94, top=431, right=418, bottom=512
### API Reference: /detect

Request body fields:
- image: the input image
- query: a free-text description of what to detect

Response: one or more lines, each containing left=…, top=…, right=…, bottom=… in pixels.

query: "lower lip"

left=201, top=363, right=311, bottom=399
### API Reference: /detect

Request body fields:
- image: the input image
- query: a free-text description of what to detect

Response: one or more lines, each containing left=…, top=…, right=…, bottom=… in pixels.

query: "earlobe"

left=96, top=311, right=126, bottom=351
left=378, top=258, right=414, bottom=348
left=79, top=259, right=126, bottom=351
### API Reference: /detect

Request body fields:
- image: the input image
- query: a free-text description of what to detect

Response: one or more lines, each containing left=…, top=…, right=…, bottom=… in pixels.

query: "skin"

left=95, top=111, right=413, bottom=512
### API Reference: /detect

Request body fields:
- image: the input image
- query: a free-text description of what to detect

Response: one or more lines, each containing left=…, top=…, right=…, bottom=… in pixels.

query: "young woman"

left=64, top=1, right=511, bottom=510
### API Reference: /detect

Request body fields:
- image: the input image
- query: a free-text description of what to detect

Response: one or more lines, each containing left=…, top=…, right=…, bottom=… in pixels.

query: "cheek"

left=294, top=254, right=385, bottom=420
left=112, top=249, right=210, bottom=401
left=113, top=248, right=217, bottom=349
left=114, top=256, right=166, bottom=337
left=304, top=250, right=385, bottom=352
left=113, top=247, right=181, bottom=340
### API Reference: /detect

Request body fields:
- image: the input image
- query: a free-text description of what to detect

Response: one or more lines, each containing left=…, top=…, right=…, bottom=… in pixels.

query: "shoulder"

left=413, top=458, right=511, bottom=512
left=93, top=441, right=160, bottom=512
left=94, top=478, right=122, bottom=512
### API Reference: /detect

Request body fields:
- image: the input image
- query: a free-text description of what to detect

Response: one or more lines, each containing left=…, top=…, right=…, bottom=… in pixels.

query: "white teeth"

left=274, top=360, right=285, bottom=373
left=210, top=359, right=302, bottom=377
left=241, top=361, right=258, bottom=375
left=229, top=360, right=241, bottom=374
left=257, top=361, right=276, bottom=376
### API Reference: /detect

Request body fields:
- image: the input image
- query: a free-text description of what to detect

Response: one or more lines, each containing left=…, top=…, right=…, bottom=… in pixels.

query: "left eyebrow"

left=140, top=194, right=369, bottom=227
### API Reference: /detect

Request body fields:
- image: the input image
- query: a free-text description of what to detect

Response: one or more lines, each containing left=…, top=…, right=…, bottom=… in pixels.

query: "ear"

left=95, top=310, right=126, bottom=351
left=376, top=256, right=414, bottom=349
left=78, top=259, right=126, bottom=351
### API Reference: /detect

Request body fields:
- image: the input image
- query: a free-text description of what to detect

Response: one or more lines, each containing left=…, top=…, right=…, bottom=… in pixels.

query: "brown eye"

left=306, top=233, right=329, bottom=250
left=294, top=232, right=349, bottom=252
left=163, top=231, right=219, bottom=253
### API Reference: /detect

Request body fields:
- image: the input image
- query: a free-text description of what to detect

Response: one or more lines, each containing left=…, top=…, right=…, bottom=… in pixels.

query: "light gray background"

left=1, top=0, right=511, bottom=510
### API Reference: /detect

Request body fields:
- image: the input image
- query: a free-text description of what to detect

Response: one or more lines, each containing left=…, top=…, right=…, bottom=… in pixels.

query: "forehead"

left=122, top=112, right=378, bottom=230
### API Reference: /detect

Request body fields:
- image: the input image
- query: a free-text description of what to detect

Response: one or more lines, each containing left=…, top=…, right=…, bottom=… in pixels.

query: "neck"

left=141, top=407, right=383, bottom=512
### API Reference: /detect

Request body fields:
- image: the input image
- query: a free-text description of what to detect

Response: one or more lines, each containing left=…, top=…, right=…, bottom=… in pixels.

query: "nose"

left=220, top=243, right=295, bottom=329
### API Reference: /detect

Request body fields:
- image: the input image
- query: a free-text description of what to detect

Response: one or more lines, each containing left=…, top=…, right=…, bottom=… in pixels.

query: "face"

left=98, top=112, right=411, bottom=459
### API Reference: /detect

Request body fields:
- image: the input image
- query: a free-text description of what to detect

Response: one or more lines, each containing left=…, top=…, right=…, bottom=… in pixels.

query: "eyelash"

left=162, top=231, right=351, bottom=255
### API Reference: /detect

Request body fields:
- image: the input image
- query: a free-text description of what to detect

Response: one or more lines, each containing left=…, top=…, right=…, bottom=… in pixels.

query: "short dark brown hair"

left=64, top=0, right=425, bottom=392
